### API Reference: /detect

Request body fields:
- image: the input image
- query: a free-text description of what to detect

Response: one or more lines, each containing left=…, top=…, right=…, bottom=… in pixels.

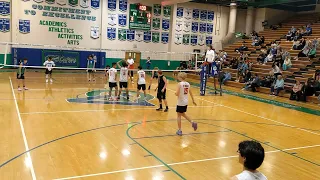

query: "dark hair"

left=122, top=61, right=127, bottom=67
left=138, top=66, right=142, bottom=70
left=106, top=65, right=110, bottom=68
left=112, top=62, right=116, bottom=67
left=208, top=45, right=213, bottom=50
left=48, top=57, right=52, bottom=60
left=238, top=141, right=265, bottom=170
left=23, top=58, right=27, bottom=61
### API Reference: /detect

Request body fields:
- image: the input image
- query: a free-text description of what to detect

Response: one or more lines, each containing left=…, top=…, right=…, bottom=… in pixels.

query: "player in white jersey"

left=43, top=56, right=55, bottom=83
left=127, top=56, right=134, bottom=83
left=175, top=72, right=197, bottom=136
left=232, top=141, right=267, bottom=180
left=117, top=60, right=129, bottom=100
left=106, top=63, right=118, bottom=101
left=136, top=66, right=147, bottom=101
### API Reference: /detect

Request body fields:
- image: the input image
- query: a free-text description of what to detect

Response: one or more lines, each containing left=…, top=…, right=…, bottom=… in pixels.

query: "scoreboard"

left=129, top=4, right=152, bottom=30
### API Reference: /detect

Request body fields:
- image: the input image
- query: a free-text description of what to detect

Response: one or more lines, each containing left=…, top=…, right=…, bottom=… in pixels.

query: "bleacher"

left=190, top=13, right=320, bottom=103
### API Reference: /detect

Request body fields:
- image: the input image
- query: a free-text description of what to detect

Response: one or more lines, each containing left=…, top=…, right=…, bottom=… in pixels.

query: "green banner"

left=163, top=6, right=171, bottom=17
left=118, top=28, right=127, bottom=41
left=183, top=34, right=190, bottom=45
left=152, top=18, right=160, bottom=30
left=69, top=0, right=78, bottom=6
left=153, top=4, right=161, bottom=16
left=152, top=31, right=160, bottom=43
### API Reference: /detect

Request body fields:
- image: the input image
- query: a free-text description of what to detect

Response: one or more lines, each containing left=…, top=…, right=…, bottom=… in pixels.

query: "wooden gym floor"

left=0, top=71, right=319, bottom=180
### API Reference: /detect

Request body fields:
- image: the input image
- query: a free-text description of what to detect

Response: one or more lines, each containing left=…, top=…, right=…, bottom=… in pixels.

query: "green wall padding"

left=106, top=58, right=182, bottom=70
left=0, top=54, right=12, bottom=67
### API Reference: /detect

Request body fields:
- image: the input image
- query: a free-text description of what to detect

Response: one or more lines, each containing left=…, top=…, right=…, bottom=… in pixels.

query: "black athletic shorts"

left=119, top=82, right=128, bottom=88
left=153, top=75, right=158, bottom=79
left=45, top=69, right=52, bottom=74
left=16, top=74, right=25, bottom=79
left=137, top=84, right=146, bottom=91
left=88, top=70, right=94, bottom=73
left=176, top=105, right=188, bottom=113
left=157, top=90, right=166, bottom=100
left=109, top=82, right=117, bottom=88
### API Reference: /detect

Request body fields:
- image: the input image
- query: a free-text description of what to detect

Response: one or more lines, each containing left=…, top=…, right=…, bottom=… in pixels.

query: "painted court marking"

left=53, top=144, right=320, bottom=180
left=9, top=77, right=37, bottom=180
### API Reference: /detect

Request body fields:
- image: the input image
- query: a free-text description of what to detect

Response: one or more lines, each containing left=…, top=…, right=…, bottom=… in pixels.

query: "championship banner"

left=200, top=10, right=207, bottom=21
left=90, top=26, right=99, bottom=39
left=57, top=0, right=67, bottom=6
left=190, top=34, right=197, bottom=46
left=161, top=32, right=169, bottom=44
left=191, top=22, right=198, bottom=33
left=80, top=0, right=89, bottom=8
left=199, top=22, right=206, bottom=33
left=153, top=4, right=161, bottom=16
left=192, top=9, right=199, bottom=20
left=183, top=21, right=191, bottom=32
left=127, top=29, right=135, bottom=41
left=163, top=6, right=171, bottom=17
left=19, top=20, right=30, bottom=34
left=91, top=0, right=100, bottom=9
left=118, top=14, right=127, bottom=27
left=152, top=31, right=160, bottom=43
left=119, top=0, right=127, bottom=12
left=176, top=7, right=183, bottom=18
left=208, top=11, right=214, bottom=21
left=0, top=1, right=10, bottom=15
left=68, top=0, right=78, bottom=6
left=162, top=19, right=170, bottom=31
left=183, top=34, right=190, bottom=45
left=135, top=30, right=143, bottom=42
left=206, top=35, right=212, bottom=45
left=200, top=65, right=207, bottom=96
left=118, top=28, right=127, bottom=41
left=108, top=13, right=117, bottom=26
left=46, top=0, right=55, bottom=4
left=152, top=18, right=160, bottom=30
left=198, top=34, right=205, bottom=46
left=107, top=27, right=116, bottom=40
left=176, top=20, right=182, bottom=32
left=144, top=31, right=151, bottom=43
left=108, top=0, right=116, bottom=11
left=0, top=18, right=10, bottom=32
left=207, top=23, right=213, bottom=34
left=174, top=33, right=182, bottom=45
left=184, top=8, right=192, bottom=20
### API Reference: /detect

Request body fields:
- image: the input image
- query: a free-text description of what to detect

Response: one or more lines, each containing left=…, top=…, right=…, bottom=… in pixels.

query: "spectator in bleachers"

left=282, top=50, right=290, bottom=62
left=282, top=56, right=292, bottom=71
left=264, top=53, right=274, bottom=64
left=272, top=64, right=282, bottom=78
left=297, top=38, right=306, bottom=50
left=222, top=71, right=232, bottom=85
left=286, top=31, right=293, bottom=41
left=304, top=24, right=312, bottom=36
left=243, top=69, right=252, bottom=83
left=240, top=52, right=249, bottom=61
left=292, top=40, right=300, bottom=50
left=235, top=43, right=249, bottom=52
left=241, top=33, right=249, bottom=39
left=243, top=73, right=260, bottom=92
left=270, top=75, right=284, bottom=96
left=305, top=78, right=316, bottom=96
left=230, top=57, right=239, bottom=69
left=259, top=36, right=265, bottom=46
left=236, top=61, right=248, bottom=82
left=298, top=40, right=312, bottom=57
left=290, top=26, right=297, bottom=34
left=290, top=80, right=303, bottom=101
left=260, top=75, right=274, bottom=88
left=257, top=50, right=267, bottom=64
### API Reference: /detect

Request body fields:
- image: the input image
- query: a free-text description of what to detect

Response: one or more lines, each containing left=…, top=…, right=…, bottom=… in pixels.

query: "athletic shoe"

left=144, top=97, right=147, bottom=101
left=46, top=79, right=48, bottom=83
left=108, top=97, right=113, bottom=101
left=23, top=87, right=29, bottom=90
left=156, top=108, right=163, bottom=111
left=164, top=108, right=168, bottom=112
left=176, top=130, right=182, bottom=136
left=50, top=79, right=53, bottom=83
left=127, top=96, right=129, bottom=100
left=192, top=122, right=198, bottom=131
left=18, top=87, right=22, bottom=91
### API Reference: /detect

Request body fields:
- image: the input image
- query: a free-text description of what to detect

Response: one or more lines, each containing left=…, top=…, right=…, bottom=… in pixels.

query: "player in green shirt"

left=86, top=55, right=96, bottom=82
left=17, top=58, right=28, bottom=91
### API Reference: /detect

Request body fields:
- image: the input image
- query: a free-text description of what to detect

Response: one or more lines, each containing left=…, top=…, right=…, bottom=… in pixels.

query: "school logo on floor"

left=67, top=89, right=155, bottom=106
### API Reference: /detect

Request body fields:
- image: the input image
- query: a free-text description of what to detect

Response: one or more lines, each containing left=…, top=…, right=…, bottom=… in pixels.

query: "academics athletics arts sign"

left=24, top=4, right=97, bottom=21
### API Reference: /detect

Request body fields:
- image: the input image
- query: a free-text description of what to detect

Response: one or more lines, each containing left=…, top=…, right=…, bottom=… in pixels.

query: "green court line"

left=167, top=77, right=320, bottom=116
left=126, top=123, right=187, bottom=180
left=200, top=121, right=320, bottom=167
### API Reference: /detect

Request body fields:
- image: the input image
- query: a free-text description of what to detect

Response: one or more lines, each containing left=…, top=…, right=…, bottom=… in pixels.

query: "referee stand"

left=200, top=61, right=222, bottom=96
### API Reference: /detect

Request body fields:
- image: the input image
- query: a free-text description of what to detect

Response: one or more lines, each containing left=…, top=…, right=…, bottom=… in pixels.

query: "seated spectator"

left=305, top=78, right=316, bottom=96
left=236, top=61, right=248, bottom=82
left=297, top=38, right=306, bottom=50
left=290, top=26, right=297, bottom=34
left=257, top=51, right=267, bottom=64
left=241, top=33, right=249, bottom=39
left=235, top=43, right=249, bottom=52
left=298, top=40, right=311, bottom=57
left=259, top=36, right=265, bottom=46
left=282, top=56, right=292, bottom=71
left=292, top=40, right=300, bottom=50
left=231, top=57, right=239, bottom=69
left=293, top=30, right=302, bottom=41
left=243, top=69, right=252, bottom=83
left=231, top=141, right=266, bottom=180
left=222, top=71, right=232, bottom=85
left=270, top=75, right=284, bottom=96
left=286, top=31, right=293, bottom=41
left=264, top=53, right=274, bottom=64
left=308, top=46, right=316, bottom=58
left=243, top=73, right=260, bottom=92
left=290, top=80, right=303, bottom=101
left=272, top=64, right=282, bottom=78
left=304, top=24, right=312, bottom=36
left=260, top=75, right=274, bottom=88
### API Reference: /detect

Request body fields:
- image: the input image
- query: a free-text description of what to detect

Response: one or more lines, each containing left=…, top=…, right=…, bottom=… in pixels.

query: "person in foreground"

left=17, top=58, right=28, bottom=91
left=231, top=140, right=267, bottom=180
left=175, top=72, right=197, bottom=136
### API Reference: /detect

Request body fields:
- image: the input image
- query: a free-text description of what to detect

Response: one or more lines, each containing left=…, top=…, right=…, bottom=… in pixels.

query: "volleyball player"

left=136, top=66, right=146, bottom=101
left=43, top=56, right=55, bottom=83
left=127, top=56, right=134, bottom=83
left=86, top=55, right=96, bottom=82
left=155, top=70, right=168, bottom=112
left=17, top=58, right=28, bottom=91
left=106, top=62, right=118, bottom=101
left=175, top=72, right=197, bottom=136
left=117, top=60, right=129, bottom=100
left=148, top=67, right=159, bottom=90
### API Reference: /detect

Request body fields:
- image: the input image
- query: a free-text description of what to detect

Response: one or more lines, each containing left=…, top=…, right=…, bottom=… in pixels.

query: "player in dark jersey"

left=155, top=70, right=168, bottom=112
left=17, top=58, right=28, bottom=91
left=148, top=67, right=159, bottom=90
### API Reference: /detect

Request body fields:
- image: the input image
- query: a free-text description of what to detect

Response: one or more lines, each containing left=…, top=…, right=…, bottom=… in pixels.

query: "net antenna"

left=0, top=42, right=9, bottom=69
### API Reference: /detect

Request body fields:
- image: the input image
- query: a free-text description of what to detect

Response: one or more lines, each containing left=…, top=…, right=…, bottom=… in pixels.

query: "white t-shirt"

left=236, top=170, right=267, bottom=180
left=108, top=68, right=117, bottom=83
left=205, top=50, right=215, bottom=63
left=177, top=81, right=190, bottom=106
left=127, top=58, right=134, bottom=66
left=120, top=67, right=128, bottom=82
left=43, top=60, right=55, bottom=71
left=137, top=70, right=146, bottom=85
